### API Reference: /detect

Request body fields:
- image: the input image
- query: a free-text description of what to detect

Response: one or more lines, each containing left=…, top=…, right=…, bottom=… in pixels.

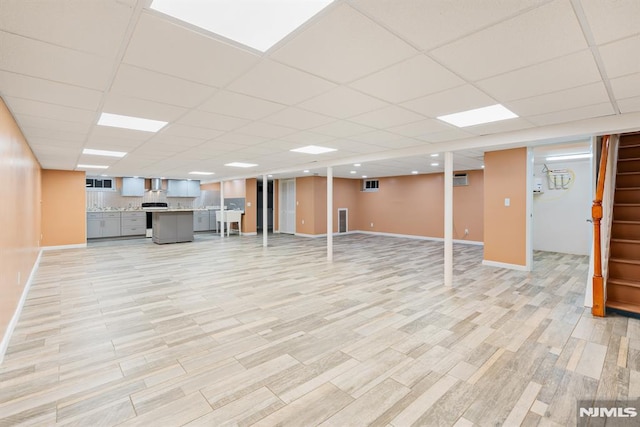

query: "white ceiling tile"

left=123, top=12, right=260, bottom=87
left=102, top=94, right=187, bottom=122
left=328, top=138, right=387, bottom=153
left=387, top=119, right=453, bottom=138
left=227, top=59, right=336, bottom=104
left=177, top=110, right=249, bottom=132
left=160, top=124, right=221, bottom=140
left=280, top=131, right=335, bottom=145
left=235, top=121, right=298, bottom=139
left=84, top=134, right=146, bottom=151
left=15, top=113, right=91, bottom=134
left=19, top=126, right=87, bottom=143
left=0, top=0, right=133, bottom=58
left=350, top=0, right=547, bottom=51
left=28, top=137, right=84, bottom=149
left=145, top=134, right=205, bottom=149
left=430, top=0, right=588, bottom=81
left=271, top=4, right=417, bottom=83
left=199, top=90, right=285, bottom=120
left=580, top=0, right=640, bottom=45
left=110, top=65, right=217, bottom=108
left=611, top=73, right=640, bottom=100
left=349, top=106, right=425, bottom=128
left=310, top=120, right=375, bottom=138
left=0, top=31, right=113, bottom=90
left=298, top=86, right=388, bottom=119
left=476, top=50, right=603, bottom=102
left=618, top=96, right=640, bottom=113
left=262, top=107, right=335, bottom=130
left=349, top=55, right=464, bottom=103
left=89, top=123, right=156, bottom=143
left=401, top=85, right=496, bottom=118
left=599, top=34, right=640, bottom=78
left=213, top=133, right=270, bottom=147
left=527, top=102, right=615, bottom=126
left=463, top=118, right=535, bottom=135
left=348, top=130, right=405, bottom=145
left=0, top=71, right=102, bottom=110
left=3, top=96, right=96, bottom=124
left=505, top=82, right=610, bottom=117
left=421, top=129, right=474, bottom=143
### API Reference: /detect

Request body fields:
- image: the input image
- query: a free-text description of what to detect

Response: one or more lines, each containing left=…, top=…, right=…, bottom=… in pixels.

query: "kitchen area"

left=86, top=177, right=248, bottom=244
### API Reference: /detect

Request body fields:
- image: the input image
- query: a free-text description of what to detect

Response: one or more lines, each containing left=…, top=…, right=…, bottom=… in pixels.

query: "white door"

left=279, top=179, right=296, bottom=234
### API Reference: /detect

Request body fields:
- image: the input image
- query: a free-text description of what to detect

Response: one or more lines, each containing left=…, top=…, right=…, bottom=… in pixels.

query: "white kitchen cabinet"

left=87, top=212, right=122, bottom=238
left=167, top=179, right=200, bottom=197
left=121, top=211, right=146, bottom=236
left=121, top=177, right=145, bottom=196
left=193, top=210, right=209, bottom=232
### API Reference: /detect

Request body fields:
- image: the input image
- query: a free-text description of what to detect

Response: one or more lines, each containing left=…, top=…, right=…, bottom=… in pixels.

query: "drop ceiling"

left=0, top=0, right=639, bottom=181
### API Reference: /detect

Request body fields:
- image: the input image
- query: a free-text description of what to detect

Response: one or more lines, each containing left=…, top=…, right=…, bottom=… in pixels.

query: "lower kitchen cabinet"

left=193, top=210, right=210, bottom=232
left=152, top=211, right=194, bottom=244
left=121, top=211, right=146, bottom=236
left=87, top=212, right=121, bottom=238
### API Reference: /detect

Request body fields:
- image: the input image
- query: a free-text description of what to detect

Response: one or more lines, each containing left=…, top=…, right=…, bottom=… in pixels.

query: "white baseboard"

left=241, top=232, right=257, bottom=236
left=43, top=243, right=87, bottom=251
left=0, top=249, right=42, bottom=364
left=294, top=231, right=358, bottom=238
left=356, top=230, right=484, bottom=246
left=482, top=259, right=530, bottom=271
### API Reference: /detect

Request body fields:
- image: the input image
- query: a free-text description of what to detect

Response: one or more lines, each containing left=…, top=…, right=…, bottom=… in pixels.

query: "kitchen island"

left=152, top=210, right=194, bottom=244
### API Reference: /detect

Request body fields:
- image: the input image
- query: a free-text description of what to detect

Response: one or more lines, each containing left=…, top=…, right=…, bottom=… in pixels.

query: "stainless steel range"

left=142, top=202, right=168, bottom=237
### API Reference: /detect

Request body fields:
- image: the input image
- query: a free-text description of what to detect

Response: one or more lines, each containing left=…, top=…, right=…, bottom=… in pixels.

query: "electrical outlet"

left=301, top=219, right=305, bottom=225
left=464, top=228, right=469, bottom=236
left=370, top=222, right=374, bottom=228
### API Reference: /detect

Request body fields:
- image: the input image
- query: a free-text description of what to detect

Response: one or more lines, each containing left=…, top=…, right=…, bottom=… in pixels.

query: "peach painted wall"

left=244, top=178, right=257, bottom=233
left=273, top=179, right=279, bottom=232
left=483, top=148, right=528, bottom=266
left=453, top=170, right=484, bottom=242
left=200, top=182, right=220, bottom=191
left=0, top=97, right=41, bottom=348
left=295, top=176, right=316, bottom=235
left=41, top=170, right=86, bottom=246
left=224, top=180, right=245, bottom=197
left=332, top=178, right=360, bottom=233
left=355, top=174, right=445, bottom=238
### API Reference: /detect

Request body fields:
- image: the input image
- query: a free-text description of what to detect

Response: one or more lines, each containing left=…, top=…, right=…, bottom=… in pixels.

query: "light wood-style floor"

left=1, top=233, right=639, bottom=426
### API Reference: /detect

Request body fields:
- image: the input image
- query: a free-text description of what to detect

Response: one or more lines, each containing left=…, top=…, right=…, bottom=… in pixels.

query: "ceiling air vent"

left=453, top=173, right=468, bottom=186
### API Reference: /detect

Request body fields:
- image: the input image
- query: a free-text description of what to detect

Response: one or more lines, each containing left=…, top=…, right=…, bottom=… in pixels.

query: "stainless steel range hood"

left=150, top=178, right=163, bottom=192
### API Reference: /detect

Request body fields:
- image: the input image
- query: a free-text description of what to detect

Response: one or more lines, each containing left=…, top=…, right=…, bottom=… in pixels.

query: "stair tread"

left=614, top=203, right=640, bottom=206
left=617, top=172, right=640, bottom=176
left=618, top=157, right=640, bottom=161
left=620, top=143, right=640, bottom=149
left=608, top=278, right=640, bottom=286
left=610, top=257, right=640, bottom=265
left=605, top=300, right=640, bottom=315
left=616, top=187, right=640, bottom=191
left=613, top=220, right=640, bottom=224
left=611, top=238, right=640, bottom=244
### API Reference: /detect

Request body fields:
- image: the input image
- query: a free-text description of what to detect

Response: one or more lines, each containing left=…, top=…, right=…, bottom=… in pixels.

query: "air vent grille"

left=453, top=173, right=468, bottom=186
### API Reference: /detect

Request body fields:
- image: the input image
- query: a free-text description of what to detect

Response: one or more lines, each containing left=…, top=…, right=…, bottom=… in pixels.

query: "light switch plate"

left=505, top=198, right=510, bottom=207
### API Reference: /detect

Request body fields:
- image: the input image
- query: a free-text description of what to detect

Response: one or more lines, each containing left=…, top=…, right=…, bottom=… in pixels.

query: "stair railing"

left=592, top=135, right=611, bottom=317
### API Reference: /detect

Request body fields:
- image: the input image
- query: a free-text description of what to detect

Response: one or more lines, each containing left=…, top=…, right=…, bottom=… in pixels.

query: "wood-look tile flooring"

left=1, top=233, right=639, bottom=426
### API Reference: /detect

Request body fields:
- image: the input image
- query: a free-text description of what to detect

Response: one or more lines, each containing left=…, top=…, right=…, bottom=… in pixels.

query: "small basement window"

left=453, top=173, right=468, bottom=186
left=362, top=179, right=379, bottom=192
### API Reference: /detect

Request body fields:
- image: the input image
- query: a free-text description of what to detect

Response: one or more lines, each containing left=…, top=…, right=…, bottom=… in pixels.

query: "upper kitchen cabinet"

left=167, top=179, right=201, bottom=197
left=121, top=177, right=145, bottom=196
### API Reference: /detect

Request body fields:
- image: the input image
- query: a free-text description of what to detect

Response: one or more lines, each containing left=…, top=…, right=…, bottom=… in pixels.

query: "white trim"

left=242, top=232, right=258, bottom=236
left=357, top=230, right=484, bottom=245
left=525, top=147, right=534, bottom=271
left=295, top=232, right=326, bottom=238
left=482, top=259, right=529, bottom=271
left=43, top=243, right=87, bottom=251
left=0, top=249, right=42, bottom=364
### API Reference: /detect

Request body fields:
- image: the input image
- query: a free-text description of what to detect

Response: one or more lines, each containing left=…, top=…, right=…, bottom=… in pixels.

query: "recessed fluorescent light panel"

left=431, top=163, right=439, bottom=167
left=290, top=145, right=337, bottom=155
left=225, top=162, right=258, bottom=168
left=546, top=153, right=592, bottom=161
left=189, top=171, right=215, bottom=175
left=82, top=148, right=127, bottom=158
left=150, top=0, right=334, bottom=52
left=411, top=171, right=418, bottom=174
left=98, top=112, right=167, bottom=132
left=437, top=104, right=517, bottom=128
left=77, top=164, right=109, bottom=169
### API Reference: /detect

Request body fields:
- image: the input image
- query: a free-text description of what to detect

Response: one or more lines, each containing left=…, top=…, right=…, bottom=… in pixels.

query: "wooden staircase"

left=607, top=133, right=640, bottom=314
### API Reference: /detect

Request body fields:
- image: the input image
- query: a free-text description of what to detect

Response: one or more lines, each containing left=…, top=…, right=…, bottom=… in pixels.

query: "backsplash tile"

left=86, top=190, right=222, bottom=210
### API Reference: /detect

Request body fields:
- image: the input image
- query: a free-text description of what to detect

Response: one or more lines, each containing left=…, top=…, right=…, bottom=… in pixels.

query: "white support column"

left=327, top=166, right=333, bottom=262
left=444, top=151, right=453, bottom=286
left=220, top=181, right=224, bottom=239
left=263, top=174, right=268, bottom=247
